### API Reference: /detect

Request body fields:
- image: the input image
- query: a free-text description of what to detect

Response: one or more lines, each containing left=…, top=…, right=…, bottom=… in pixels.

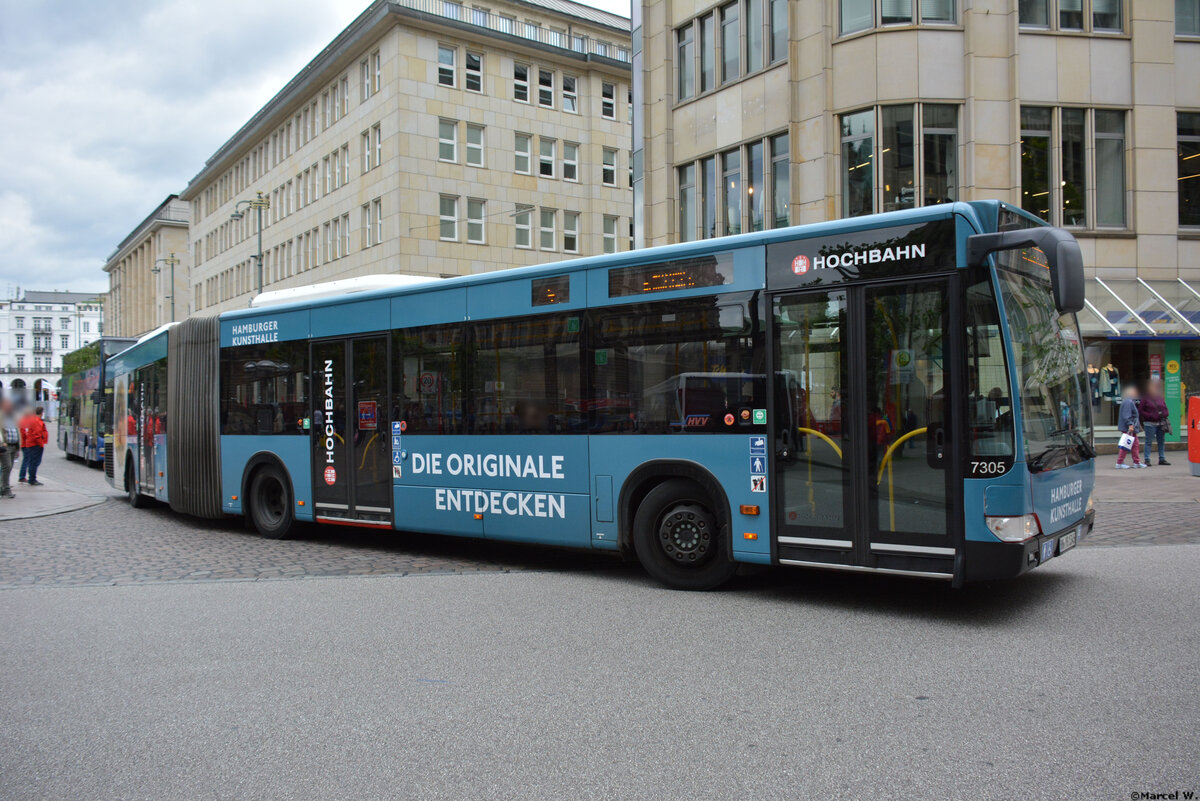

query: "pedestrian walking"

left=1139, top=379, right=1171, bottom=466
left=0, top=398, right=18, bottom=499
left=18, top=405, right=49, bottom=486
left=1115, top=385, right=1143, bottom=469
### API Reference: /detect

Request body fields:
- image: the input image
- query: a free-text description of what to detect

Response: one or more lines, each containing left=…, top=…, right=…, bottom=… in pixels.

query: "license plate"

left=1059, top=529, right=1077, bottom=553
left=1040, top=539, right=1055, bottom=563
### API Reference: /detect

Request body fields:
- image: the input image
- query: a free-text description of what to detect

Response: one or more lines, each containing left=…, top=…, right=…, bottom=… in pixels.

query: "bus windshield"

left=996, top=267, right=1093, bottom=472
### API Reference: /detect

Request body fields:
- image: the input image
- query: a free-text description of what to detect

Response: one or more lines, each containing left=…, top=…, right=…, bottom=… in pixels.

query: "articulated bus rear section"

left=107, top=202, right=1095, bottom=590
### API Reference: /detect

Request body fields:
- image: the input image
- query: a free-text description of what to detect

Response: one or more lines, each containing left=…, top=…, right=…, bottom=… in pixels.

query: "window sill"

left=672, top=60, right=787, bottom=111
left=834, top=22, right=962, bottom=45
left=1178, top=230, right=1200, bottom=240
left=1017, top=27, right=1130, bottom=40
left=1068, top=229, right=1136, bottom=239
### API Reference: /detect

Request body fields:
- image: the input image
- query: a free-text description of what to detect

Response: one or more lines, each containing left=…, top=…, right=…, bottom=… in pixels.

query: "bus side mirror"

left=966, top=227, right=1084, bottom=315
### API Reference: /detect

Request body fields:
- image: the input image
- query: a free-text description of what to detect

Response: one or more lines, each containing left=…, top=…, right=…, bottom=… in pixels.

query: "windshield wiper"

left=1028, top=445, right=1066, bottom=473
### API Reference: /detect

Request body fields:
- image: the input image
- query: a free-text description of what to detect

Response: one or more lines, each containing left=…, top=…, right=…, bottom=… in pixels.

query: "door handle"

left=926, top=425, right=945, bottom=468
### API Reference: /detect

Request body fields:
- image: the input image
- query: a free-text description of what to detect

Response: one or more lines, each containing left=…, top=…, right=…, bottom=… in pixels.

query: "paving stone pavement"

left=2, top=452, right=1196, bottom=590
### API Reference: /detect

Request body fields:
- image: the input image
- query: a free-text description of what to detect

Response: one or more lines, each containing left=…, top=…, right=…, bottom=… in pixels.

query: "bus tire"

left=126, top=465, right=148, bottom=509
left=248, top=464, right=295, bottom=539
left=632, top=479, right=736, bottom=590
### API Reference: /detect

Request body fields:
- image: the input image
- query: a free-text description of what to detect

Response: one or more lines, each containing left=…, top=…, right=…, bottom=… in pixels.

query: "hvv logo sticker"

left=791, top=255, right=810, bottom=275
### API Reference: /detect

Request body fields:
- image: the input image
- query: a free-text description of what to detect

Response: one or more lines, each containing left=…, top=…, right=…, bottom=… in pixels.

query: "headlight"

left=1085, top=491, right=1094, bottom=516
left=985, top=514, right=1042, bottom=543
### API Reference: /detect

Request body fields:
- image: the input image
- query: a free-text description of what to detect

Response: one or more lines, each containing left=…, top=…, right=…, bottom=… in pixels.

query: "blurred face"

left=1148, top=382, right=1164, bottom=398
left=1122, top=385, right=1138, bottom=399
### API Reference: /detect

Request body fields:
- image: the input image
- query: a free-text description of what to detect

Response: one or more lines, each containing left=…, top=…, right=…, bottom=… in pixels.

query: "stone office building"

left=633, top=0, right=1200, bottom=439
left=181, top=0, right=633, bottom=317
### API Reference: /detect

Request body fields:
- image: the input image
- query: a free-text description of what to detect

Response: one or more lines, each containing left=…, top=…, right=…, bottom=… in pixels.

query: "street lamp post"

left=231, top=191, right=271, bottom=304
left=151, top=252, right=181, bottom=322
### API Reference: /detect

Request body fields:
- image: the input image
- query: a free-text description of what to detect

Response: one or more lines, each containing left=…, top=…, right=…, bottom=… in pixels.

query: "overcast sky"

left=0, top=0, right=631, bottom=298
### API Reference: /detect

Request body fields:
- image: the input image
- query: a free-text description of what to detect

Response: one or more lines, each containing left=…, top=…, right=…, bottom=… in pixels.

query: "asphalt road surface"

left=1, top=458, right=1197, bottom=800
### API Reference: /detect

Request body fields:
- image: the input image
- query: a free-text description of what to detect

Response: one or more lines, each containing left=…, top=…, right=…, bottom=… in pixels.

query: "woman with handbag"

left=1140, top=380, right=1171, bottom=466
left=1115, top=385, right=1143, bottom=469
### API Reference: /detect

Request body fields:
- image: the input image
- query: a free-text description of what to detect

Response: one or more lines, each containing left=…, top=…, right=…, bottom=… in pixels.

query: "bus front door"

left=311, top=336, right=392, bottom=526
left=772, top=279, right=961, bottom=578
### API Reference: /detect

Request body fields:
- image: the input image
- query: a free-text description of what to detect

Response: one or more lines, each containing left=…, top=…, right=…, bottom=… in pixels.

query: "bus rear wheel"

left=249, top=464, right=295, bottom=539
left=632, top=479, right=736, bottom=590
left=126, top=464, right=148, bottom=509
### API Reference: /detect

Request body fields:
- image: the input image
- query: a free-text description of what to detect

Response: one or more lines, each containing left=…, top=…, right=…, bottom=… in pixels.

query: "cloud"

left=0, top=0, right=369, bottom=293
left=0, top=0, right=631, bottom=295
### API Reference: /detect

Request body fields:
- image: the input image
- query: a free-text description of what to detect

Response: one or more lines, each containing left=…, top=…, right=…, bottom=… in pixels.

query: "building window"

left=16, top=356, right=24, bottom=370
left=700, top=15, right=716, bottom=92
left=1019, top=0, right=1121, bottom=31
left=841, top=0, right=954, bottom=32
left=14, top=318, right=23, bottom=329
left=602, top=148, right=617, bottom=185
left=747, top=140, right=765, bottom=231
left=770, top=0, right=788, bottom=61
left=603, top=215, right=618, bottom=253
left=677, top=26, right=695, bottom=100
left=771, top=133, right=790, bottom=228
left=1061, top=108, right=1087, bottom=226
left=60, top=334, right=69, bottom=348
left=746, top=0, right=763, bottom=73
left=374, top=124, right=382, bottom=167
left=601, top=82, right=616, bottom=119
left=678, top=164, right=697, bottom=242
left=373, top=51, right=381, bottom=93
left=83, top=321, right=90, bottom=333
left=540, top=209, right=556, bottom=250
left=514, top=63, right=529, bottom=102
left=465, top=52, right=483, bottom=92
left=342, top=213, right=350, bottom=255
left=60, top=317, right=69, bottom=329
left=342, top=144, right=350, bottom=184
left=374, top=198, right=383, bottom=243
left=562, top=75, right=578, bottom=113
left=539, top=138, right=556, bottom=178
left=701, top=156, right=717, bottom=238
left=362, top=204, right=372, bottom=248
left=538, top=69, right=554, bottom=108
left=515, top=133, right=532, bottom=174
left=563, top=212, right=580, bottom=252
left=361, top=59, right=371, bottom=101
left=439, top=119, right=458, bottom=162
left=722, top=149, right=742, bottom=234
left=515, top=205, right=533, bottom=248
left=340, top=76, right=349, bottom=115
left=362, top=131, right=373, bottom=171
left=466, top=124, right=485, bottom=167
left=438, top=45, right=456, bottom=86
left=923, top=104, right=957, bottom=206
left=440, top=196, right=458, bottom=240
left=1020, top=106, right=1052, bottom=221
left=721, top=3, right=740, bottom=82
left=1020, top=106, right=1127, bottom=228
left=1179, top=112, right=1200, bottom=227
left=467, top=199, right=486, bottom=243
left=1179, top=0, right=1200, bottom=34
left=563, top=142, right=579, bottom=181
left=15, top=334, right=24, bottom=348
left=840, top=104, right=959, bottom=218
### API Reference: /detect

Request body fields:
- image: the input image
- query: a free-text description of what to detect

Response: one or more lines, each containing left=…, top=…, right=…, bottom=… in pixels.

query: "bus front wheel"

left=632, top=479, right=736, bottom=591
left=248, top=464, right=296, bottom=539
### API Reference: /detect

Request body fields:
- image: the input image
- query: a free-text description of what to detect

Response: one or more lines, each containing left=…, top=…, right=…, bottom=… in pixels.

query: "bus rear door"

left=311, top=336, right=392, bottom=526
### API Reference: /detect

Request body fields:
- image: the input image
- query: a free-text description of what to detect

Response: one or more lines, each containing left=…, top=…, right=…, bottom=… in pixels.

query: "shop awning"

left=1077, top=277, right=1200, bottom=338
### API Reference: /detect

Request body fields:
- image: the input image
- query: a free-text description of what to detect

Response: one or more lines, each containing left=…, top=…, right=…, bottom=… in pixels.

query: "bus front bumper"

left=963, top=510, right=1095, bottom=582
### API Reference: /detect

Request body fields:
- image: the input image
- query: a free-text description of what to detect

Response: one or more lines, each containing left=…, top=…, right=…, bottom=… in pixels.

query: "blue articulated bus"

left=105, top=201, right=1095, bottom=589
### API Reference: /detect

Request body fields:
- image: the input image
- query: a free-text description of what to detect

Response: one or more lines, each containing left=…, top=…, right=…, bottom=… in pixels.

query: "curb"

left=0, top=495, right=110, bottom=522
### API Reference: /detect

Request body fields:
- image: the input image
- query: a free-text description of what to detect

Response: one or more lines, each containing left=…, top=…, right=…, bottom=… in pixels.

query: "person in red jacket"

left=18, top=405, right=49, bottom=486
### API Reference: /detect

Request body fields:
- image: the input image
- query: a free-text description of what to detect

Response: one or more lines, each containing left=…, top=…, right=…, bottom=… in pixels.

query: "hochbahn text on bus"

left=103, top=201, right=1096, bottom=589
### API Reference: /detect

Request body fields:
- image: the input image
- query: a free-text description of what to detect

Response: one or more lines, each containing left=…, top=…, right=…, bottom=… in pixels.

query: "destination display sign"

left=765, top=219, right=958, bottom=289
